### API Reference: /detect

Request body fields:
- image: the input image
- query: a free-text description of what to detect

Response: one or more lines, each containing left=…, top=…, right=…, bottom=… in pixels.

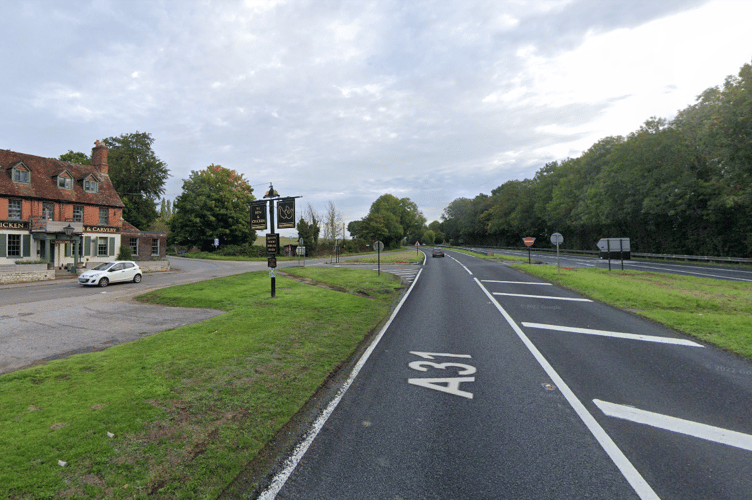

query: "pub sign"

left=277, top=198, right=296, bottom=229
left=251, top=201, right=267, bottom=231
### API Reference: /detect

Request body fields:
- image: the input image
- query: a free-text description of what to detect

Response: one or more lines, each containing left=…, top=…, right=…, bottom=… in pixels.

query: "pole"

left=607, top=239, right=611, bottom=271
left=556, top=243, right=560, bottom=274
left=269, top=197, right=276, bottom=298
left=620, top=239, right=624, bottom=270
left=528, top=246, right=531, bottom=264
left=377, top=245, right=381, bottom=276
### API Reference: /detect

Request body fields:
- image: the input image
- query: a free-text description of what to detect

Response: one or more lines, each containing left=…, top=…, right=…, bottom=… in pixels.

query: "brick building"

left=0, top=141, right=126, bottom=269
left=121, top=221, right=167, bottom=260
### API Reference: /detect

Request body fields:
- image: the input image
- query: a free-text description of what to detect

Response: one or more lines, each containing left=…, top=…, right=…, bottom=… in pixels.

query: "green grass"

left=514, top=265, right=752, bottom=359
left=347, top=249, right=425, bottom=264
left=0, top=268, right=403, bottom=499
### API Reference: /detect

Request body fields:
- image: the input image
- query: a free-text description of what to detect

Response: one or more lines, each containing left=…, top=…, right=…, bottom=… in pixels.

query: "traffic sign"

left=374, top=241, right=384, bottom=252
left=523, top=237, right=535, bottom=247
left=551, top=233, right=563, bottom=245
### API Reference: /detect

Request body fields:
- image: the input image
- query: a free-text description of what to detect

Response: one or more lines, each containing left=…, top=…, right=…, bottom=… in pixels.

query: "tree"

left=357, top=194, right=426, bottom=248
left=59, top=150, right=91, bottom=165
left=323, top=200, right=344, bottom=241
left=297, top=203, right=321, bottom=255
left=169, top=164, right=255, bottom=251
left=103, top=132, right=170, bottom=230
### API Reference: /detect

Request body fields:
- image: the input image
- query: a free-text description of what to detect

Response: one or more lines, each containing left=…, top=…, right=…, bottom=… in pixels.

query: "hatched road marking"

left=521, top=323, right=704, bottom=347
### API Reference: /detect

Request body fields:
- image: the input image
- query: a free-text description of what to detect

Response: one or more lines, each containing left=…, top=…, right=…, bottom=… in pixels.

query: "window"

left=151, top=238, right=160, bottom=256
left=8, top=200, right=22, bottom=220
left=73, top=206, right=83, bottom=223
left=12, top=166, right=30, bottom=184
left=7, top=235, right=21, bottom=257
left=43, top=203, right=54, bottom=220
left=57, top=176, right=73, bottom=190
left=98, top=237, right=109, bottom=256
left=130, top=238, right=139, bottom=255
left=84, top=179, right=98, bottom=193
left=99, top=208, right=108, bottom=225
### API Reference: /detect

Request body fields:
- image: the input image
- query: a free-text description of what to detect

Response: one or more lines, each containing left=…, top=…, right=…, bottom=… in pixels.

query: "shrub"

left=117, top=245, right=133, bottom=261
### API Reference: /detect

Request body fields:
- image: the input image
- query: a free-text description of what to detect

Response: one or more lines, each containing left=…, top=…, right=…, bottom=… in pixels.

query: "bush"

left=215, top=244, right=267, bottom=257
left=117, top=245, right=133, bottom=261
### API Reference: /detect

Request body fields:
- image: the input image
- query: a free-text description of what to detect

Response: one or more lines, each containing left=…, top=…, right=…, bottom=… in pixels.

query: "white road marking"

left=521, top=323, right=704, bottom=347
left=493, top=292, right=592, bottom=302
left=407, top=377, right=475, bottom=399
left=449, top=255, right=473, bottom=275
left=481, top=280, right=552, bottom=285
left=475, top=278, right=660, bottom=500
left=257, top=268, right=424, bottom=499
left=594, top=400, right=752, bottom=452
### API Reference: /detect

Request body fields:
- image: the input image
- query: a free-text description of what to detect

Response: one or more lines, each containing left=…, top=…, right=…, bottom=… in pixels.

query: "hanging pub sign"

left=277, top=197, right=296, bottom=229
left=250, top=201, right=267, bottom=231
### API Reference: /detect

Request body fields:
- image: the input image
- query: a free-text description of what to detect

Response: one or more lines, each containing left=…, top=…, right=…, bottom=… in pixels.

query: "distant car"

left=78, top=261, right=142, bottom=287
left=432, top=248, right=445, bottom=258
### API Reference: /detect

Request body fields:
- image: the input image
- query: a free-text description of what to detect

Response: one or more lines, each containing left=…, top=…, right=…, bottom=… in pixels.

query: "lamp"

left=63, top=224, right=74, bottom=236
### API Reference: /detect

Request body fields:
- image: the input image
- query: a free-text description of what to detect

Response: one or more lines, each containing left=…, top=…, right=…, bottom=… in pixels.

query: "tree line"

left=439, top=60, right=752, bottom=257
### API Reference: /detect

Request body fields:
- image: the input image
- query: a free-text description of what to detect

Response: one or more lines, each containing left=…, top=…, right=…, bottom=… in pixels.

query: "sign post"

left=550, top=232, right=563, bottom=273
left=253, top=184, right=302, bottom=298
left=374, top=241, right=384, bottom=275
left=415, top=240, right=421, bottom=255
left=523, top=237, right=535, bottom=264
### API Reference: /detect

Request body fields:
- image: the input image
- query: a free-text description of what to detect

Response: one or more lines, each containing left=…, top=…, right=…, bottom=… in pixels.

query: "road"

left=258, top=250, right=752, bottom=499
left=469, top=247, right=752, bottom=282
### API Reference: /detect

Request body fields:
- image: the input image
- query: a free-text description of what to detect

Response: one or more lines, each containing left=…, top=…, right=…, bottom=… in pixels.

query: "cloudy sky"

left=2, top=0, right=752, bottom=236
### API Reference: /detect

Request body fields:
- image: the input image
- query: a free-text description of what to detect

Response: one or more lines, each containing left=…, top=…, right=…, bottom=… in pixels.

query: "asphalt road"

left=468, top=247, right=752, bottom=282
left=258, top=250, right=752, bottom=499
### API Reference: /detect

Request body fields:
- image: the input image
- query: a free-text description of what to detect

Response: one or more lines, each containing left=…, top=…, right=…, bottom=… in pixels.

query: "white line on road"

left=257, top=268, right=425, bottom=499
left=449, top=255, right=473, bottom=275
left=521, top=323, right=704, bottom=347
left=475, top=278, right=660, bottom=500
left=493, top=292, right=592, bottom=302
left=481, top=280, right=552, bottom=285
left=594, top=400, right=752, bottom=452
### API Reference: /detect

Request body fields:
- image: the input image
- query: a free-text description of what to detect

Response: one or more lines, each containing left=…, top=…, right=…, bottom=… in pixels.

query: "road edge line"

left=474, top=277, right=660, bottom=500
left=257, top=268, right=424, bottom=499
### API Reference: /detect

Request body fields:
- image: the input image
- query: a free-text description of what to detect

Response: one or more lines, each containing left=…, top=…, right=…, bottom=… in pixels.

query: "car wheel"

left=98, top=277, right=109, bottom=287
left=133, top=274, right=142, bottom=283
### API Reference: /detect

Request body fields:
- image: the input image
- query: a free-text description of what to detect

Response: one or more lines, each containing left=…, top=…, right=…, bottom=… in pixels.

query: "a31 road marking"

left=594, top=400, right=752, bottom=452
left=408, top=351, right=475, bottom=399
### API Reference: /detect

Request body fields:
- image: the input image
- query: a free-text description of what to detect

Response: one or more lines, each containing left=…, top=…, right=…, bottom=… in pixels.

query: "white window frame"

left=130, top=238, right=139, bottom=255
left=57, top=176, right=73, bottom=190
left=7, top=234, right=21, bottom=257
left=97, top=237, right=109, bottom=256
left=151, top=238, right=160, bottom=256
left=99, top=208, right=109, bottom=225
left=8, top=200, right=22, bottom=220
left=73, top=206, right=84, bottom=223
left=84, top=179, right=98, bottom=193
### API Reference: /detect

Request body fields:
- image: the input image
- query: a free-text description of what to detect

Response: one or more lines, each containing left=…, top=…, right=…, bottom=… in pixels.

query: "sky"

left=2, top=0, right=752, bottom=237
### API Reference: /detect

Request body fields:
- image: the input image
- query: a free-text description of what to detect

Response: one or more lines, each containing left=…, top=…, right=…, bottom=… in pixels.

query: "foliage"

left=168, top=164, right=256, bottom=251
left=102, top=132, right=170, bottom=230
left=355, top=194, right=427, bottom=249
left=297, top=202, right=321, bottom=255
left=58, top=150, right=91, bottom=165
left=440, top=59, right=752, bottom=257
left=116, top=245, right=132, bottom=261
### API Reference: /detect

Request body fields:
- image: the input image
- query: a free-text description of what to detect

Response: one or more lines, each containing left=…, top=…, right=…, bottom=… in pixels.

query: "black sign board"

left=266, top=233, right=279, bottom=255
left=277, top=198, right=296, bottom=229
left=251, top=201, right=267, bottom=231
left=267, top=256, right=277, bottom=268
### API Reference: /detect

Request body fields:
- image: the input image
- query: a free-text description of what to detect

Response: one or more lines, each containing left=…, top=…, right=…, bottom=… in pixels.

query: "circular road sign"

left=374, top=241, right=385, bottom=251
left=523, top=237, right=535, bottom=247
left=550, top=232, right=564, bottom=245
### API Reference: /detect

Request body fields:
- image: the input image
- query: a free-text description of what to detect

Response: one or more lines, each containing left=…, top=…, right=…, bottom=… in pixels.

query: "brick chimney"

left=92, top=140, right=108, bottom=175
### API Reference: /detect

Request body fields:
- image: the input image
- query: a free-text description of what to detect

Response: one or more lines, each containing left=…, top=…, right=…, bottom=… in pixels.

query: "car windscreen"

left=92, top=263, right=114, bottom=271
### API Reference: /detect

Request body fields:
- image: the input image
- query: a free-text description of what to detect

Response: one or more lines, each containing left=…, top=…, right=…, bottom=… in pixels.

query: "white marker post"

left=550, top=232, right=563, bottom=273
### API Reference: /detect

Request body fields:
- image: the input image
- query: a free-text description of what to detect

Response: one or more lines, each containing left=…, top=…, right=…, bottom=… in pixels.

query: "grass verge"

left=450, top=247, right=528, bottom=263
left=346, top=249, right=424, bottom=264
left=0, top=268, right=402, bottom=499
left=514, top=264, right=752, bottom=359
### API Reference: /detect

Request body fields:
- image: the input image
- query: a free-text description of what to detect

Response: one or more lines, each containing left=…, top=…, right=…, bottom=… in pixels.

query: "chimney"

left=92, top=140, right=108, bottom=175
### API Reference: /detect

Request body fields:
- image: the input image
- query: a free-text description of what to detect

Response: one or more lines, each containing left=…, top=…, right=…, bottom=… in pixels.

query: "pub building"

left=0, top=141, right=127, bottom=269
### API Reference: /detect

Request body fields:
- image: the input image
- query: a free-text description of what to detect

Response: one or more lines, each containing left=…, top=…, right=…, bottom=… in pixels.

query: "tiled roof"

left=0, top=149, right=124, bottom=208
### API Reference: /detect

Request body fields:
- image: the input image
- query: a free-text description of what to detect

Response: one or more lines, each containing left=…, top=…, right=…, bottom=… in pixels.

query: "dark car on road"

left=432, top=248, right=445, bottom=258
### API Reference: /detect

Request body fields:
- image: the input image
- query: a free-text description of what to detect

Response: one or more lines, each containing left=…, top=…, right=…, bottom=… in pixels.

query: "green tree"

left=59, top=150, right=91, bottom=165
left=169, top=164, right=255, bottom=251
left=103, top=132, right=170, bottom=230
left=357, top=194, right=426, bottom=248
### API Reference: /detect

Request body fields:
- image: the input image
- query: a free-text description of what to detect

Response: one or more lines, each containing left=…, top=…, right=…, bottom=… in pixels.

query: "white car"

left=78, top=261, right=142, bottom=287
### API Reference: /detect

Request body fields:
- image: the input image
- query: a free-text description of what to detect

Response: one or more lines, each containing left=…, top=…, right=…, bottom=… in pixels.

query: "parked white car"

left=78, top=261, right=142, bottom=287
